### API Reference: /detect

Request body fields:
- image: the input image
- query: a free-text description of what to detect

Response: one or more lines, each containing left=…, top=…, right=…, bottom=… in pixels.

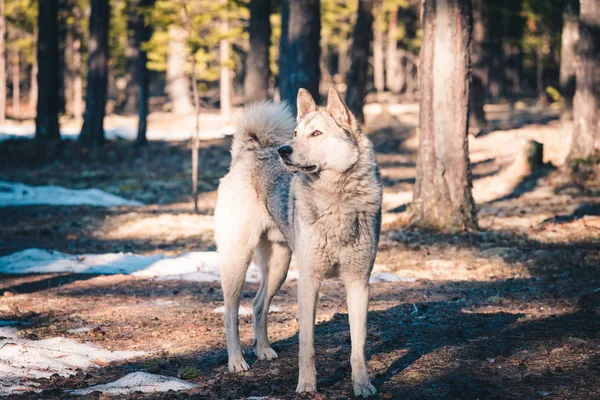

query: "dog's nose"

left=278, top=145, right=293, bottom=158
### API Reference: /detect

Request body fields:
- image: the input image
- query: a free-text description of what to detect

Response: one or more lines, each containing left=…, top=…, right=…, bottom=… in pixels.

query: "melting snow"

left=0, top=327, right=145, bottom=396
left=69, top=371, right=197, bottom=396
left=0, top=181, right=142, bottom=207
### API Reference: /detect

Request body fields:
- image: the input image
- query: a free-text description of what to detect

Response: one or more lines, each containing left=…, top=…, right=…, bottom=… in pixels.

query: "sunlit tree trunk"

left=345, top=0, right=373, bottom=123
left=568, top=0, right=600, bottom=160
left=279, top=0, right=320, bottom=112
left=385, top=5, right=401, bottom=93
left=79, top=0, right=109, bottom=147
left=123, top=0, right=141, bottom=115
left=36, top=0, right=60, bottom=140
left=244, top=0, right=270, bottom=103
left=470, top=0, right=486, bottom=131
left=11, top=45, right=19, bottom=117
left=220, top=0, right=231, bottom=117
left=560, top=1, right=579, bottom=120
left=167, top=26, right=193, bottom=115
left=411, top=0, right=477, bottom=231
left=28, top=33, right=38, bottom=113
left=373, top=3, right=384, bottom=93
left=0, top=0, right=6, bottom=124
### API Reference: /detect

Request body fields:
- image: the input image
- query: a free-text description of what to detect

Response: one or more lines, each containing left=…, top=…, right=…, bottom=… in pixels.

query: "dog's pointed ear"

left=296, top=88, right=318, bottom=121
left=326, top=87, right=352, bottom=128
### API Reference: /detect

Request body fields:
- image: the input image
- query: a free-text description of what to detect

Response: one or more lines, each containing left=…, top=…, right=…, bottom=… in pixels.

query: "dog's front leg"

left=296, top=275, right=321, bottom=394
left=345, top=279, right=377, bottom=398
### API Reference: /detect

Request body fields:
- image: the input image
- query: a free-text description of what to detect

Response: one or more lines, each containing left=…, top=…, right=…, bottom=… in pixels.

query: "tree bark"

left=36, top=0, right=61, bottom=140
left=11, top=45, right=19, bottom=117
left=72, top=36, right=83, bottom=119
left=29, top=35, right=38, bottom=112
left=279, top=0, right=321, bottom=113
left=560, top=1, right=579, bottom=120
left=0, top=0, right=6, bottom=124
left=345, top=0, right=373, bottom=123
left=57, top=0, right=67, bottom=114
left=568, top=0, right=600, bottom=160
left=135, top=0, right=154, bottom=145
left=411, top=0, right=477, bottom=231
left=123, top=0, right=142, bottom=115
left=373, top=6, right=384, bottom=93
left=470, top=0, right=486, bottom=131
left=79, top=0, right=110, bottom=147
left=167, top=25, right=193, bottom=114
left=244, top=0, right=271, bottom=103
left=486, top=0, right=504, bottom=99
left=385, top=5, right=401, bottom=93
left=220, top=0, right=231, bottom=117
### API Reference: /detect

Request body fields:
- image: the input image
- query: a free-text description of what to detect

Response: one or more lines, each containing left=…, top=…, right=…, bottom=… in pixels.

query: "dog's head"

left=278, top=88, right=360, bottom=175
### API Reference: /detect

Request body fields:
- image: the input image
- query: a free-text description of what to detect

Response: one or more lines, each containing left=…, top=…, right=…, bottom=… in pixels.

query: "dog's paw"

left=296, top=381, right=317, bottom=394
left=228, top=355, right=250, bottom=373
left=353, top=382, right=377, bottom=398
left=254, top=345, right=278, bottom=361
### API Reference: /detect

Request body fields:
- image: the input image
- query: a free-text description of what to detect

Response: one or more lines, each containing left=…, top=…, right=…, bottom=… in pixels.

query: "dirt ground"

left=1, top=102, right=599, bottom=399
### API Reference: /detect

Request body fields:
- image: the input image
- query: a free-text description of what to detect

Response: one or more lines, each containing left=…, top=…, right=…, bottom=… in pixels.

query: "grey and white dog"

left=215, top=88, right=382, bottom=397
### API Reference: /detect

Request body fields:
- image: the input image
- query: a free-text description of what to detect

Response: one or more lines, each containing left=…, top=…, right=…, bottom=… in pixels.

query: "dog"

left=215, top=87, right=382, bottom=397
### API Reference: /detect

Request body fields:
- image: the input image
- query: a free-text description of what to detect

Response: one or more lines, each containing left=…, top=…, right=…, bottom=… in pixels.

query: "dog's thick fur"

left=215, top=88, right=382, bottom=397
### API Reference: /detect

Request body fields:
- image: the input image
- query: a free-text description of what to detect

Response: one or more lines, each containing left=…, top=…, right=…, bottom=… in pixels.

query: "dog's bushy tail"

left=232, top=101, right=295, bottom=159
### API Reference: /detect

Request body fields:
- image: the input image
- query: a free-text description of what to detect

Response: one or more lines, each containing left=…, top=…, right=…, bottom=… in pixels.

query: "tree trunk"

left=64, top=23, right=73, bottom=115
left=123, top=0, right=142, bottom=115
left=560, top=1, right=579, bottom=120
left=345, top=0, right=373, bottom=123
left=57, top=0, right=67, bottom=115
left=135, top=0, right=154, bottom=145
left=244, top=0, right=271, bottom=103
left=470, top=0, right=486, bottom=131
left=279, top=0, right=321, bottom=113
left=411, top=0, right=477, bottom=231
left=35, top=0, right=61, bottom=140
left=220, top=0, right=231, bottom=117
left=486, top=0, right=504, bottom=99
left=0, top=0, right=6, bottom=124
left=73, top=37, right=83, bottom=119
left=29, top=38, right=38, bottom=112
left=536, top=46, right=544, bottom=100
left=568, top=0, right=600, bottom=160
left=166, top=26, right=193, bottom=114
left=373, top=4, right=384, bottom=93
left=385, top=5, right=401, bottom=93
left=79, top=0, right=109, bottom=147
left=11, top=45, right=19, bottom=117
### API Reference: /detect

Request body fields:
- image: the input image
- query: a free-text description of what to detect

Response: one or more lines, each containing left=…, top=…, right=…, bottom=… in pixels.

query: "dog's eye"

left=294, top=130, right=297, bottom=138
left=311, top=130, right=322, bottom=137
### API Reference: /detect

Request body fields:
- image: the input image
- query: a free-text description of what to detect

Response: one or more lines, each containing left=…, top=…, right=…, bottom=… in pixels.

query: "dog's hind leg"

left=344, top=278, right=377, bottom=398
left=253, top=237, right=292, bottom=360
left=219, top=240, right=255, bottom=373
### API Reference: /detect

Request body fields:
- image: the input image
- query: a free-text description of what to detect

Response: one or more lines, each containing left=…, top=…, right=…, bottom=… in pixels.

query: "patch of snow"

left=69, top=371, right=197, bottom=396
left=212, top=304, right=281, bottom=317
left=0, top=327, right=144, bottom=396
left=66, top=327, right=93, bottom=334
left=370, top=272, right=417, bottom=283
left=0, top=180, right=142, bottom=207
left=0, top=249, right=263, bottom=283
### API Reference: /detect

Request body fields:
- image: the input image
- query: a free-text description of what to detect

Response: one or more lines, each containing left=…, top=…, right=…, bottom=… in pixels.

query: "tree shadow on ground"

left=477, top=108, right=559, bottom=138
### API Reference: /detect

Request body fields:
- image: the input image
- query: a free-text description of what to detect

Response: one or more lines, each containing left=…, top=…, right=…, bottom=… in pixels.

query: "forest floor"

left=0, top=101, right=599, bottom=399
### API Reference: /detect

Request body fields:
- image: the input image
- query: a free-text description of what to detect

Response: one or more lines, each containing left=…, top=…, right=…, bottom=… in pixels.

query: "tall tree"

left=372, top=2, right=384, bottom=93
left=28, top=28, right=37, bottom=112
left=166, top=25, right=193, bottom=114
left=134, top=0, right=154, bottom=144
left=0, top=0, right=6, bottom=124
left=411, top=0, right=477, bottom=231
left=470, top=0, right=486, bottom=131
left=279, top=0, right=320, bottom=112
left=123, top=0, right=143, bottom=115
left=568, top=0, right=599, bottom=160
left=345, top=0, right=373, bottom=122
left=560, top=0, right=579, bottom=120
left=79, top=0, right=110, bottom=147
left=219, top=0, right=231, bottom=116
left=486, top=0, right=504, bottom=99
left=244, top=0, right=270, bottom=103
left=35, top=0, right=60, bottom=140
left=385, top=4, right=401, bottom=93
left=10, top=39, right=19, bottom=117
